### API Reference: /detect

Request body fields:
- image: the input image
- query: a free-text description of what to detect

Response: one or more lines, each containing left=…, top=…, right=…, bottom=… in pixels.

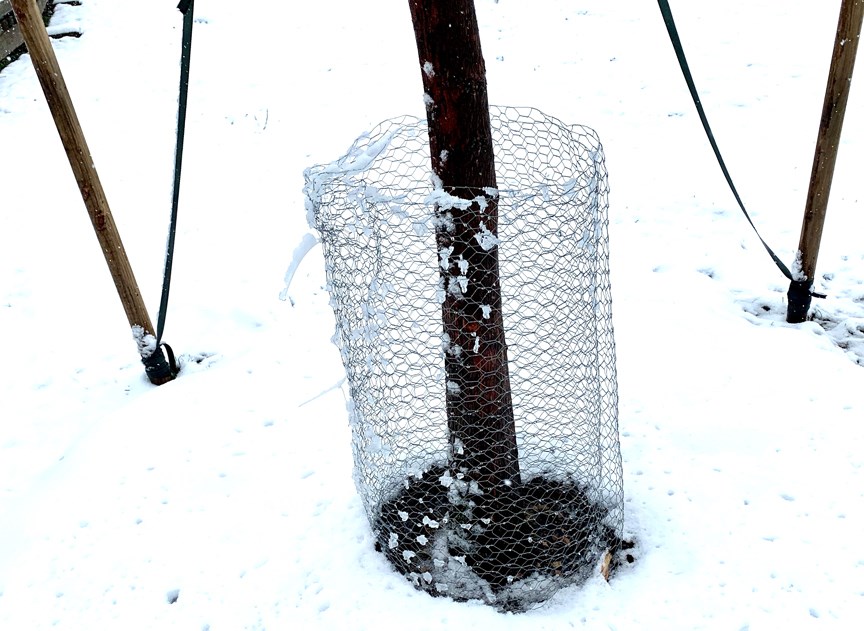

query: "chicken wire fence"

left=304, top=106, right=623, bottom=611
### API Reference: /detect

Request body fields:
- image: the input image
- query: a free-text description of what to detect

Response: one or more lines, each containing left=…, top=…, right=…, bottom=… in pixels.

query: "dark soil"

left=375, top=465, right=625, bottom=609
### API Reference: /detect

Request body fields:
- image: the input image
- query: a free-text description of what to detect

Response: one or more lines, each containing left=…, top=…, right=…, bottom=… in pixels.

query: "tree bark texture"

left=408, top=0, right=521, bottom=493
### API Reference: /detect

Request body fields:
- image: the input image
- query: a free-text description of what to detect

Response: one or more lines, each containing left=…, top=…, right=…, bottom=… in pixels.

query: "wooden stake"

left=787, top=0, right=864, bottom=323
left=11, top=0, right=173, bottom=383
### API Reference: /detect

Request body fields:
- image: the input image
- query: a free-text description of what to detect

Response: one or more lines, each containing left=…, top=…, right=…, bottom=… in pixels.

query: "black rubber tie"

left=142, top=345, right=176, bottom=385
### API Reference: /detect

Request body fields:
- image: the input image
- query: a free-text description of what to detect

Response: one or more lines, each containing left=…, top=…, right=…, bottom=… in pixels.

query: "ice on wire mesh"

left=304, top=106, right=623, bottom=611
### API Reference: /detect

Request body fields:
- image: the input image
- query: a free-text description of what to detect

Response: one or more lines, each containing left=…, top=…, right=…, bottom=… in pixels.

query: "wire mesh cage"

left=304, top=106, right=623, bottom=611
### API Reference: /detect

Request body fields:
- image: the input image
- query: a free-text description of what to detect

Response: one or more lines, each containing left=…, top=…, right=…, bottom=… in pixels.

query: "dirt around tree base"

left=374, top=465, right=623, bottom=611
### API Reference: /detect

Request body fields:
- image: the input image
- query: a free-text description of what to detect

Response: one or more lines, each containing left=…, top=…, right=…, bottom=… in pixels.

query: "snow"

left=426, top=187, right=476, bottom=212
left=1, top=0, right=863, bottom=629
left=131, top=324, right=158, bottom=358
left=279, top=232, right=319, bottom=305
left=474, top=221, right=500, bottom=251
left=304, top=128, right=399, bottom=227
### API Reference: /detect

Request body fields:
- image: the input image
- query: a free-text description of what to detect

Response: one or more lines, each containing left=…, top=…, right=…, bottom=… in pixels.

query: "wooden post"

left=10, top=0, right=174, bottom=383
left=787, top=0, right=864, bottom=323
left=409, top=0, right=520, bottom=494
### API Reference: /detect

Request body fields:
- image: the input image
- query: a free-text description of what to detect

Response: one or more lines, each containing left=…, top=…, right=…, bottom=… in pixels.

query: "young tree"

left=408, top=0, right=520, bottom=494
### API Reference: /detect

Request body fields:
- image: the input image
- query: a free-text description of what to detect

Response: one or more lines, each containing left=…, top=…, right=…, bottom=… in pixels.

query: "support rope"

left=152, top=0, right=195, bottom=377
left=657, top=0, right=825, bottom=300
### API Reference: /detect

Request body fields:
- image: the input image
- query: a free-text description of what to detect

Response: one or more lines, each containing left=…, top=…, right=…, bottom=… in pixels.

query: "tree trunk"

left=408, top=0, right=521, bottom=494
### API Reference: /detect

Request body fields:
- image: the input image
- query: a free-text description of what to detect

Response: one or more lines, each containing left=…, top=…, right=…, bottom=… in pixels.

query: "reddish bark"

left=409, top=0, right=521, bottom=491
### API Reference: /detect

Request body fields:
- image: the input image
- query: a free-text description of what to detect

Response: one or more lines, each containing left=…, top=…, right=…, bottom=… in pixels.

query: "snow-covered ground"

left=1, top=1, right=863, bottom=628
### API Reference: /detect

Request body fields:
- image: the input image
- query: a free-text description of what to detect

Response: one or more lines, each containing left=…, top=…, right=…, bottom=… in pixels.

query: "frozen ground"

left=1, top=1, right=863, bottom=629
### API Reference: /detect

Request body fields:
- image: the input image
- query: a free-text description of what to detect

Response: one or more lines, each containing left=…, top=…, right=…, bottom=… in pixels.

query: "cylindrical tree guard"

left=304, top=106, right=623, bottom=611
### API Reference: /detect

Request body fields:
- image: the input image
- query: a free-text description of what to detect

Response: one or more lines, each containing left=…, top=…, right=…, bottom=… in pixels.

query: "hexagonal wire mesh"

left=304, top=106, right=623, bottom=611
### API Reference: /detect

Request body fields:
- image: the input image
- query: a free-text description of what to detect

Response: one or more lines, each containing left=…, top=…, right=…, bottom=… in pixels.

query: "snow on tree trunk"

left=408, top=0, right=521, bottom=494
